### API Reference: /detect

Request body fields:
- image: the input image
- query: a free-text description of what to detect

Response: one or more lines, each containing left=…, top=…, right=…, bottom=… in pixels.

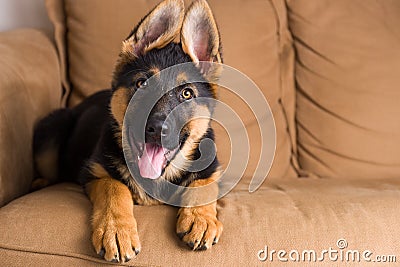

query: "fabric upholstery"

left=1, top=179, right=399, bottom=266
left=0, top=29, right=61, bottom=207
left=45, top=0, right=299, bottom=180
left=288, top=0, right=400, bottom=178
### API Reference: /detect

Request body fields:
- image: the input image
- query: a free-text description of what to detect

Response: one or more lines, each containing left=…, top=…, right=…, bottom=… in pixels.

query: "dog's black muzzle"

left=145, top=114, right=179, bottom=151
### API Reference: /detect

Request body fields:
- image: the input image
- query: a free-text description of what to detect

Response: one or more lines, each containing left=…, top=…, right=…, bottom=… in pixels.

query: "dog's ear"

left=122, top=0, right=184, bottom=56
left=181, top=0, right=222, bottom=66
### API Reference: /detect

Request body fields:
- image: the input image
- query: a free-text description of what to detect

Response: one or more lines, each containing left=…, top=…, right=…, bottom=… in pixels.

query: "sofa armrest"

left=0, top=29, right=62, bottom=207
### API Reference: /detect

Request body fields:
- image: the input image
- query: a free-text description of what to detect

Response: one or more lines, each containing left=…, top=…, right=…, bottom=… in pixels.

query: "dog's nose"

left=146, top=119, right=162, bottom=137
left=146, top=119, right=169, bottom=141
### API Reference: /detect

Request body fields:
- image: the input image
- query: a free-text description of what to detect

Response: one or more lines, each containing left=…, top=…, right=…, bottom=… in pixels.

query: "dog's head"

left=111, top=0, right=222, bottom=180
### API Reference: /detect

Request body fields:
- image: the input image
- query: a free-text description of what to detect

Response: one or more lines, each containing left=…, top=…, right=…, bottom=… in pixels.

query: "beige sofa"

left=1, top=0, right=399, bottom=266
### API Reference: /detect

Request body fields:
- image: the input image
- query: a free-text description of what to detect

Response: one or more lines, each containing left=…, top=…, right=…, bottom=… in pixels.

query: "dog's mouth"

left=137, top=143, right=179, bottom=179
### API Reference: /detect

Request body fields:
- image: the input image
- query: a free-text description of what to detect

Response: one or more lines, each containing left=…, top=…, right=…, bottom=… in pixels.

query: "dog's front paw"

left=92, top=213, right=141, bottom=263
left=176, top=207, right=223, bottom=251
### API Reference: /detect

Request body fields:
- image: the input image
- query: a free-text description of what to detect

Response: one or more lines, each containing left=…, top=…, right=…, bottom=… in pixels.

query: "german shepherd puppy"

left=32, top=0, right=223, bottom=263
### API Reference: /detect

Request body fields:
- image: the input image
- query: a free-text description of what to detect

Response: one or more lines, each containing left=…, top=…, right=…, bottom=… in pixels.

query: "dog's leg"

left=86, top=175, right=140, bottom=263
left=176, top=172, right=223, bottom=251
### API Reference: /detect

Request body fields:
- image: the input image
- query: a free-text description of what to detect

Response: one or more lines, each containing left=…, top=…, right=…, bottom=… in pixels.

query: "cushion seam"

left=0, top=243, right=155, bottom=267
left=269, top=0, right=303, bottom=177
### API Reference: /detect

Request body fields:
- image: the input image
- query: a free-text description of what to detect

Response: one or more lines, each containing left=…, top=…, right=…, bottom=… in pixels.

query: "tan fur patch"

left=122, top=40, right=134, bottom=55
left=182, top=168, right=222, bottom=206
left=177, top=72, right=188, bottom=85
left=110, top=87, right=129, bottom=129
left=210, top=84, right=219, bottom=99
left=110, top=87, right=130, bottom=148
left=149, top=67, right=160, bottom=76
left=89, top=162, right=110, bottom=179
left=113, top=159, right=161, bottom=206
left=169, top=105, right=211, bottom=173
left=162, top=160, right=184, bottom=183
left=87, top=177, right=141, bottom=262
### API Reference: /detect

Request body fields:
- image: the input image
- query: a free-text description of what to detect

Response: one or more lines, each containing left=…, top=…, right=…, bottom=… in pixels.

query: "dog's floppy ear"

left=123, top=0, right=184, bottom=56
left=181, top=0, right=222, bottom=66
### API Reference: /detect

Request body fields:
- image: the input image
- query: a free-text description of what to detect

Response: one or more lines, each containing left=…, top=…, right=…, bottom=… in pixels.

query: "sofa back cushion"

left=288, top=0, right=400, bottom=178
left=0, top=30, right=61, bottom=206
left=45, top=0, right=299, bottom=180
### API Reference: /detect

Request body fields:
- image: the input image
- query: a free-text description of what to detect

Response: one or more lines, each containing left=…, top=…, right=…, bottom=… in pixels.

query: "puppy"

left=33, top=0, right=223, bottom=263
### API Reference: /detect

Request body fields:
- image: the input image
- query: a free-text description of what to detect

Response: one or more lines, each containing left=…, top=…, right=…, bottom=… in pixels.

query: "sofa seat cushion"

left=1, top=179, right=399, bottom=266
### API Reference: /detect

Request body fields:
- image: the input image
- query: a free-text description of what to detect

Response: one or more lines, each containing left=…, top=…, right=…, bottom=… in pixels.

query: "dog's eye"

left=180, top=88, right=194, bottom=101
left=135, top=78, right=148, bottom=89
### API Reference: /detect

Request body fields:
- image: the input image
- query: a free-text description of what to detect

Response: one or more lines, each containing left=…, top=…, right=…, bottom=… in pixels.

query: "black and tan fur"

left=33, top=0, right=223, bottom=263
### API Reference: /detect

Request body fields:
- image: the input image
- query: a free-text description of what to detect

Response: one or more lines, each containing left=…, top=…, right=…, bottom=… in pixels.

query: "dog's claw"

left=198, top=244, right=208, bottom=251
left=188, top=241, right=195, bottom=249
left=135, top=248, right=141, bottom=255
left=177, top=232, right=186, bottom=239
left=213, top=237, right=219, bottom=245
left=112, top=253, right=119, bottom=262
left=124, top=255, right=132, bottom=262
left=194, top=240, right=201, bottom=250
left=98, top=248, right=105, bottom=258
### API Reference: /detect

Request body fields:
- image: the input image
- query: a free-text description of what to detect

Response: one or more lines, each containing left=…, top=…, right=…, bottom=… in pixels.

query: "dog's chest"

left=115, top=161, right=162, bottom=206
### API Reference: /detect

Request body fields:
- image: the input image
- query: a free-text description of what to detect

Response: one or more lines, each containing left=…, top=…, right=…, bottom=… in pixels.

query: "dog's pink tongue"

left=138, top=143, right=165, bottom=179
